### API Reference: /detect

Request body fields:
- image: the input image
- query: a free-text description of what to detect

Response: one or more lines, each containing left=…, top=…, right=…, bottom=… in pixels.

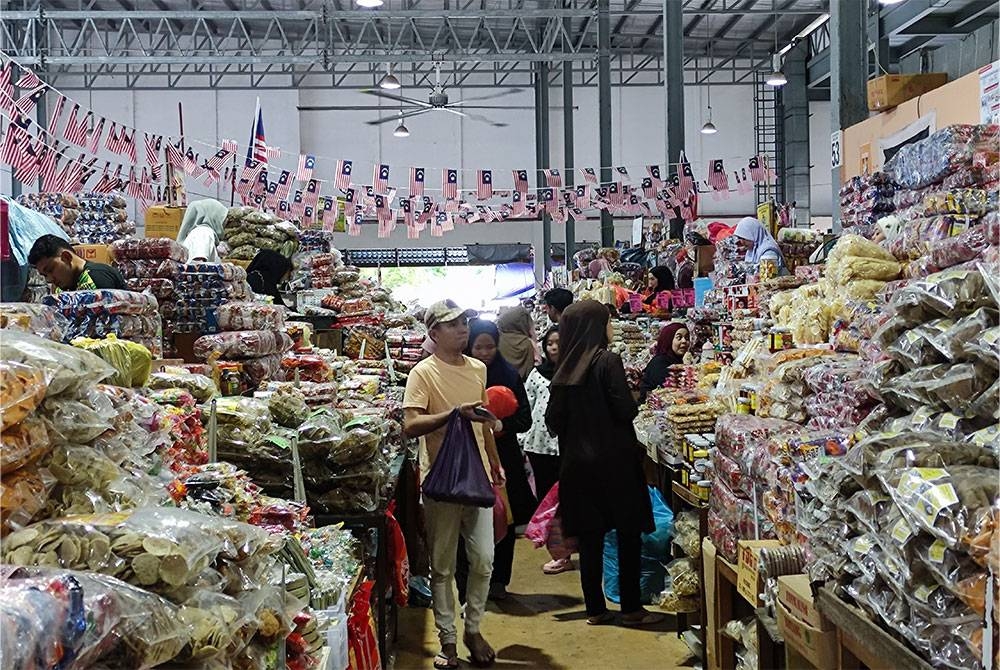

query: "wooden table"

left=816, top=587, right=933, bottom=670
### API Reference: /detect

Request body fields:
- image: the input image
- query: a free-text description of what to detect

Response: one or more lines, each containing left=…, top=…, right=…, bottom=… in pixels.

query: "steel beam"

left=830, top=0, right=867, bottom=232
left=563, top=4, right=576, bottom=265
left=598, top=0, right=613, bottom=247
left=663, top=0, right=684, bottom=173
left=782, top=39, right=810, bottom=225
left=536, top=61, right=552, bottom=279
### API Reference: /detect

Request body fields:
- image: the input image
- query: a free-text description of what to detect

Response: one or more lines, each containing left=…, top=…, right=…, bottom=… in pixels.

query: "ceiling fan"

left=297, top=63, right=538, bottom=128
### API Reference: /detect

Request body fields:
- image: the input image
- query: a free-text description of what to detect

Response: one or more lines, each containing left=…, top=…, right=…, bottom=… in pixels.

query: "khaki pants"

left=422, top=497, right=495, bottom=646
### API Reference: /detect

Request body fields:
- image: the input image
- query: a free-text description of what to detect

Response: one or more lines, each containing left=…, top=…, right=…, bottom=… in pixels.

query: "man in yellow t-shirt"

left=403, top=299, right=503, bottom=670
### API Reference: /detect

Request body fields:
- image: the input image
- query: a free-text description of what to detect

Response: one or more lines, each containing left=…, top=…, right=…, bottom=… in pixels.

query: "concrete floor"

left=393, top=538, right=696, bottom=670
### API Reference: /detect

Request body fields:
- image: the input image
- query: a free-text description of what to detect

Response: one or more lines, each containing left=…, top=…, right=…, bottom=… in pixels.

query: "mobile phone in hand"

left=473, top=406, right=495, bottom=420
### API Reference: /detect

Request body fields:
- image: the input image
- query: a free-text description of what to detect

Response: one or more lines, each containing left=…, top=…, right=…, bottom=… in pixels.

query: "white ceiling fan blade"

left=299, top=105, right=420, bottom=111
left=450, top=88, right=525, bottom=105
left=366, top=108, right=434, bottom=126
left=361, top=89, right=433, bottom=108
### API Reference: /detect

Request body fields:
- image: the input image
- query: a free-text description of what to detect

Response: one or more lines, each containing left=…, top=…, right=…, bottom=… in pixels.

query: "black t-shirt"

left=79, top=261, right=128, bottom=290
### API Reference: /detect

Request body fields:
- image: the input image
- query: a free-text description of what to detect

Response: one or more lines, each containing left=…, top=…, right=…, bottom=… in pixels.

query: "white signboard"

left=831, top=130, right=843, bottom=169
left=980, top=60, right=999, bottom=124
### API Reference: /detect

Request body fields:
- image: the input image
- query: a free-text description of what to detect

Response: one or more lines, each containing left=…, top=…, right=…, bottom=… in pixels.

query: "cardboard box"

left=144, top=206, right=186, bottom=239
left=74, top=244, right=112, bottom=264
left=867, top=73, right=948, bottom=111
left=736, top=539, right=782, bottom=604
left=778, top=575, right=832, bottom=631
left=776, top=600, right=837, bottom=670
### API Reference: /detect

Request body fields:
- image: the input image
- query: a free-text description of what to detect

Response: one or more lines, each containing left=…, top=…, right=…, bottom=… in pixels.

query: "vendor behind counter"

left=28, top=233, right=127, bottom=292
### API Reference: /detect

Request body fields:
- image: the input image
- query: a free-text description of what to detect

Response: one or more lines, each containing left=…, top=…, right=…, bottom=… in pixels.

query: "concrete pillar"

left=563, top=57, right=576, bottom=264
left=783, top=39, right=811, bottom=226
left=535, top=61, right=552, bottom=282
left=663, top=0, right=685, bottom=169
left=598, top=0, right=613, bottom=246
left=830, top=0, right=869, bottom=231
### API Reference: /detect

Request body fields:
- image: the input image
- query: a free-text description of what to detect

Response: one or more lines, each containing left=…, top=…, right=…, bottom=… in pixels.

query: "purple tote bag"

left=422, top=410, right=496, bottom=508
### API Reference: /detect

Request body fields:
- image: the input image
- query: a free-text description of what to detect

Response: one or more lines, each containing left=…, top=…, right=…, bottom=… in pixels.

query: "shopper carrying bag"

left=422, top=410, right=497, bottom=508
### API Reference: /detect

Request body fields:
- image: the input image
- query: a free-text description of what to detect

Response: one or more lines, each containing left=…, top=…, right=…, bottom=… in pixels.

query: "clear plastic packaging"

left=42, top=289, right=159, bottom=316
left=71, top=335, right=153, bottom=387
left=193, top=330, right=293, bottom=360
left=115, top=258, right=186, bottom=279
left=0, top=466, right=54, bottom=533
left=889, top=270, right=991, bottom=322
left=925, top=308, right=998, bottom=361
left=147, top=371, right=219, bottom=402
left=1, top=330, right=115, bottom=397
left=215, top=302, right=286, bottom=331
left=267, top=385, right=310, bottom=429
left=111, top=237, right=188, bottom=262
left=0, top=361, right=47, bottom=431
left=0, top=302, right=68, bottom=341
left=1, top=415, right=52, bottom=473
left=963, top=326, right=999, bottom=369
left=666, top=558, right=700, bottom=597
left=924, top=364, right=993, bottom=415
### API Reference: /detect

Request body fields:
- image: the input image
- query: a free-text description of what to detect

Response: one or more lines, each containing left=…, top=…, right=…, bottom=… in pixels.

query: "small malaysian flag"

left=47, top=95, right=65, bottom=133
left=749, top=154, right=769, bottom=182
left=512, top=169, right=529, bottom=193
left=418, top=197, right=434, bottom=225
left=14, top=138, right=42, bottom=183
left=476, top=170, right=493, bottom=200
left=442, top=169, right=458, bottom=199
left=642, top=177, right=656, bottom=200
left=16, top=68, right=42, bottom=90
left=296, top=154, right=316, bottom=182
left=239, top=159, right=265, bottom=185
left=276, top=169, right=293, bottom=199
left=166, top=141, right=184, bottom=169
left=335, top=160, right=353, bottom=190
left=580, top=167, right=598, bottom=185
left=537, top=187, right=555, bottom=211
left=105, top=122, right=120, bottom=153
left=401, top=198, right=414, bottom=227
left=707, top=159, right=729, bottom=191
left=117, top=127, right=137, bottom=164
left=0, top=125, right=25, bottom=168
left=677, top=151, right=695, bottom=198
left=206, top=147, right=232, bottom=173
left=615, top=166, right=629, bottom=181
left=63, top=106, right=89, bottom=145
left=202, top=165, right=219, bottom=188
left=735, top=169, right=754, bottom=195
left=39, top=145, right=59, bottom=190
left=344, top=187, right=357, bottom=219
left=0, top=62, right=11, bottom=113
left=544, top=168, right=562, bottom=188
left=574, top=185, right=589, bottom=208
left=373, top=163, right=390, bottom=194
left=145, top=133, right=162, bottom=167
left=87, top=116, right=106, bottom=154
left=511, top=190, right=525, bottom=216
left=647, top=165, right=663, bottom=189
left=221, top=139, right=239, bottom=153
left=265, top=145, right=281, bottom=162
left=13, top=85, right=46, bottom=116
left=291, top=190, right=305, bottom=218
left=439, top=209, right=454, bottom=232
left=92, top=163, right=114, bottom=194
left=302, top=205, right=315, bottom=227
left=304, top=178, right=320, bottom=206
left=609, top=182, right=623, bottom=207
left=409, top=167, right=426, bottom=197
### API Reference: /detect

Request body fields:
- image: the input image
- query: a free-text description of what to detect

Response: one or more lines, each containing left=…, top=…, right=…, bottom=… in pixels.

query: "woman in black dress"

left=545, top=300, right=664, bottom=627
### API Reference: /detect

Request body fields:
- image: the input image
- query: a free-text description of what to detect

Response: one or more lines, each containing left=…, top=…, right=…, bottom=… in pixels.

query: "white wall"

left=808, top=100, right=833, bottom=219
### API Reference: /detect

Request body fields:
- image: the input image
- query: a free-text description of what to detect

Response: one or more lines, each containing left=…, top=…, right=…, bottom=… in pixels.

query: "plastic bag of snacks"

left=115, top=258, right=186, bottom=279
left=924, top=307, right=997, bottom=361
left=0, top=361, right=47, bottom=431
left=111, top=237, right=188, bottom=262
left=147, top=370, right=219, bottom=402
left=215, top=302, right=286, bottom=331
left=1, top=330, right=115, bottom=397
left=1, top=415, right=51, bottom=473
left=42, top=289, right=159, bottom=316
left=0, top=466, right=54, bottom=533
left=0, top=303, right=67, bottom=341
left=267, top=385, right=310, bottom=429
left=193, top=330, right=293, bottom=360
left=890, top=270, right=991, bottom=323
left=71, top=335, right=152, bottom=387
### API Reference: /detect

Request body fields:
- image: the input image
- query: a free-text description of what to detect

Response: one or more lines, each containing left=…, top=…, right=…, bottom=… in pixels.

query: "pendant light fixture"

left=393, top=121, right=410, bottom=138
left=878, top=0, right=905, bottom=4
left=356, top=0, right=383, bottom=8
left=766, top=0, right=787, bottom=87
left=379, top=64, right=401, bottom=90
left=701, top=13, right=718, bottom=135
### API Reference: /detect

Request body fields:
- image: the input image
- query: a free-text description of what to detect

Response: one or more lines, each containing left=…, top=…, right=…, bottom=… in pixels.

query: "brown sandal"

left=586, top=611, right=615, bottom=625
left=621, top=608, right=666, bottom=627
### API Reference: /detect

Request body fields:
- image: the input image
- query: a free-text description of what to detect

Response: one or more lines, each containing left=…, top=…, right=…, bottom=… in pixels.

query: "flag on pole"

left=512, top=169, right=529, bottom=193
left=409, top=167, right=425, bottom=197
left=373, top=163, right=390, bottom=194
left=543, top=168, right=562, bottom=188
left=246, top=99, right=267, bottom=166
left=707, top=159, right=729, bottom=191
left=580, top=167, right=598, bottom=185
left=476, top=170, right=493, bottom=200
left=296, top=154, right=316, bottom=182
left=442, top=169, right=458, bottom=199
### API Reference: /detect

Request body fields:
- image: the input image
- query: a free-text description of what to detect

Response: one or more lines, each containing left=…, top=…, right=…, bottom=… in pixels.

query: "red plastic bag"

left=493, top=484, right=512, bottom=544
left=348, top=581, right=382, bottom=670
left=524, top=483, right=577, bottom=560
left=385, top=501, right=410, bottom=608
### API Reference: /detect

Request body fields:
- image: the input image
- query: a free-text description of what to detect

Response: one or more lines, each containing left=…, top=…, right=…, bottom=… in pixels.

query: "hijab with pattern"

left=497, top=306, right=536, bottom=380
left=551, top=300, right=610, bottom=387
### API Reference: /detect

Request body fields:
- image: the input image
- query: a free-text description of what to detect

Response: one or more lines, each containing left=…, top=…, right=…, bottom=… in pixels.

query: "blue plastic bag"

left=421, top=410, right=496, bottom=508
left=603, top=486, right=674, bottom=604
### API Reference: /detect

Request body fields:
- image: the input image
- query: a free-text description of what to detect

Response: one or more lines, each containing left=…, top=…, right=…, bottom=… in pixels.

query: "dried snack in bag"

left=963, top=326, right=999, bottom=368
left=666, top=558, right=700, bottom=596
left=1, top=330, right=115, bottom=397
left=889, top=324, right=949, bottom=369
left=71, top=335, right=153, bottom=387
left=890, top=269, right=990, bottom=322
left=147, top=371, right=219, bottom=401
left=297, top=408, right=344, bottom=460
left=0, top=467, right=54, bottom=533
left=924, top=308, right=998, bottom=361
left=193, top=330, right=293, bottom=359
left=0, top=361, right=47, bottom=430
left=924, top=364, right=992, bottom=415
left=267, top=385, right=310, bottom=429
left=215, top=302, right=286, bottom=331
left=40, top=393, right=116, bottom=444
left=911, top=536, right=988, bottom=613
left=111, top=237, right=188, bottom=262
left=0, top=415, right=51, bottom=472
left=969, top=379, right=999, bottom=421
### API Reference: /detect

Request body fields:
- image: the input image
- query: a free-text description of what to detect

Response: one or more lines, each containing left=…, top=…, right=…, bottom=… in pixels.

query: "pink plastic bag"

left=525, top=483, right=578, bottom=560
left=493, top=484, right=512, bottom=544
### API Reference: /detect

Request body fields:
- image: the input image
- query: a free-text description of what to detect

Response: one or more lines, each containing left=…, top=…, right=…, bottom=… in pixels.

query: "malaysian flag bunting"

left=707, top=159, right=729, bottom=191
left=642, top=177, right=656, bottom=200
left=615, top=166, right=629, bottom=181
left=0, top=62, right=13, bottom=113
left=276, top=169, right=293, bottom=199
left=145, top=133, right=163, bottom=167
left=537, top=187, right=555, bottom=211
left=677, top=151, right=695, bottom=198
left=407, top=167, right=425, bottom=197
left=16, top=69, right=42, bottom=90
left=13, top=85, right=46, bottom=116
left=445, top=198, right=459, bottom=213
left=748, top=154, right=769, bottom=182
left=574, top=185, right=589, bottom=208
left=335, top=160, right=353, bottom=190
left=39, top=146, right=59, bottom=191
left=202, top=165, right=219, bottom=188
left=442, top=169, right=458, bottom=199
left=476, top=170, right=493, bottom=200
left=580, top=167, right=598, bottom=185
left=14, top=138, right=42, bottom=184
left=302, top=205, right=315, bottom=228
left=296, top=154, right=316, bottom=182
left=92, top=163, right=114, bottom=194
left=562, top=190, right=575, bottom=209
left=264, top=180, right=280, bottom=209
left=418, top=198, right=434, bottom=226
left=512, top=169, right=529, bottom=193
left=165, top=141, right=184, bottom=169
left=373, top=163, right=390, bottom=194
left=121, top=127, right=137, bottom=164
left=511, top=190, right=525, bottom=216
left=105, top=122, right=120, bottom=153
left=735, top=169, right=754, bottom=195
left=221, top=139, right=238, bottom=153
left=344, top=187, right=357, bottom=219
left=47, top=95, right=65, bottom=133
left=349, top=210, right=363, bottom=236
left=291, top=190, right=305, bottom=218
left=647, top=165, right=663, bottom=189
left=206, top=147, right=232, bottom=173
left=544, top=169, right=562, bottom=188
left=304, top=178, right=320, bottom=206
left=401, top=198, right=414, bottom=227
left=438, top=210, right=455, bottom=232
left=265, top=145, right=281, bottom=162
left=87, top=116, right=106, bottom=154
left=62, top=105, right=87, bottom=145
left=0, top=125, right=25, bottom=169
left=609, top=182, right=623, bottom=207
